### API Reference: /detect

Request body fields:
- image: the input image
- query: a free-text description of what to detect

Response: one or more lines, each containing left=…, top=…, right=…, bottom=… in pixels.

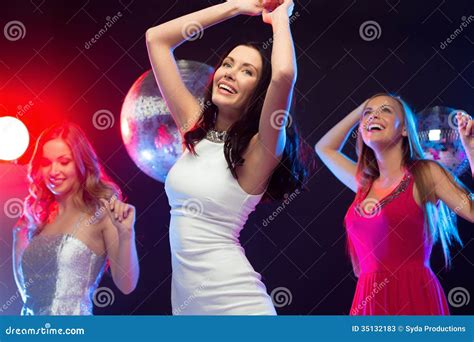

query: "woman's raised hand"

left=262, top=0, right=294, bottom=25
left=227, top=0, right=264, bottom=16
left=456, top=111, right=474, bottom=158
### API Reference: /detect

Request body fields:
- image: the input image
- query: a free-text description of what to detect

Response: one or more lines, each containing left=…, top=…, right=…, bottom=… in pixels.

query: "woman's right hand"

left=227, top=0, right=264, bottom=16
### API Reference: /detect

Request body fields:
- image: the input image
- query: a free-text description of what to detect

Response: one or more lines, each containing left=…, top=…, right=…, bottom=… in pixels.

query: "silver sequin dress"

left=18, top=218, right=107, bottom=315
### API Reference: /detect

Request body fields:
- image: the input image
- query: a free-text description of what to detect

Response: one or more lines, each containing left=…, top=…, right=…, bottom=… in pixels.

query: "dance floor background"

left=0, top=0, right=473, bottom=315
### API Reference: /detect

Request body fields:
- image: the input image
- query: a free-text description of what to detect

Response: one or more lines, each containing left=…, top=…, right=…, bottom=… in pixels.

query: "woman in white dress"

left=146, top=0, right=313, bottom=315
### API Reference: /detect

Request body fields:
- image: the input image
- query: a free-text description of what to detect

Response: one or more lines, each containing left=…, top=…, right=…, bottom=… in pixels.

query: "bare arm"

left=458, top=111, right=474, bottom=178
left=12, top=223, right=29, bottom=302
left=428, top=114, right=474, bottom=222
left=145, top=1, right=260, bottom=133
left=315, top=101, right=367, bottom=192
left=101, top=199, right=139, bottom=295
left=430, top=113, right=474, bottom=222
left=428, top=162, right=473, bottom=223
left=256, top=0, right=297, bottom=163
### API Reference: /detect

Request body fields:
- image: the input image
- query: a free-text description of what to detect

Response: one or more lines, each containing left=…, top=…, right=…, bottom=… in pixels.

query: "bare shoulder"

left=88, top=209, right=113, bottom=235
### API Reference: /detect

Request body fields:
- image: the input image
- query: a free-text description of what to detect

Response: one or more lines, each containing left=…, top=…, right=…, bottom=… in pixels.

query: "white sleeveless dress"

left=165, top=138, right=276, bottom=315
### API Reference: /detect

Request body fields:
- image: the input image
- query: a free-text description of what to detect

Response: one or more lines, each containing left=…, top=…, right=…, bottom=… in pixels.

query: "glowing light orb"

left=0, top=116, right=30, bottom=161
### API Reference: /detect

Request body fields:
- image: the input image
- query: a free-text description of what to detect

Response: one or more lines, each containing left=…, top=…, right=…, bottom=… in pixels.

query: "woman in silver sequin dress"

left=12, top=122, right=140, bottom=315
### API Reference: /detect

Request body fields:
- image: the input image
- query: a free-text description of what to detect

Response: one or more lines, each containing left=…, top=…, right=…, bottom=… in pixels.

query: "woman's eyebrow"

left=224, top=56, right=257, bottom=71
left=42, top=154, right=71, bottom=160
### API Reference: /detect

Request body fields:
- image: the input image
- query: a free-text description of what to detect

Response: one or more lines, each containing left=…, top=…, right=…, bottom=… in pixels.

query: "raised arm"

left=429, top=112, right=474, bottom=223
left=315, top=101, right=367, bottom=193
left=256, top=0, right=297, bottom=162
left=145, top=1, right=262, bottom=133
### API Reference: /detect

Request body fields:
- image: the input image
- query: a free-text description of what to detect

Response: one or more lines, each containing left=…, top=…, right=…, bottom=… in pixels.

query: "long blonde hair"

left=354, top=93, right=469, bottom=267
left=22, top=122, right=122, bottom=234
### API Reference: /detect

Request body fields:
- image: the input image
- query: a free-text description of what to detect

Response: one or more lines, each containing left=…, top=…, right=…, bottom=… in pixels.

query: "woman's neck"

left=374, top=143, right=406, bottom=185
left=56, top=190, right=83, bottom=217
left=214, top=108, right=239, bottom=131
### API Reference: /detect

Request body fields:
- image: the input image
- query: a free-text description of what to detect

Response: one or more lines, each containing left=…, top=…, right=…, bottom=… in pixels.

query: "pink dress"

left=344, top=171, right=450, bottom=315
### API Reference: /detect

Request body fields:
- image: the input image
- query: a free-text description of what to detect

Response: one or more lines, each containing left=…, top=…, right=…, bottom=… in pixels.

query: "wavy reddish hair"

left=22, top=122, right=122, bottom=234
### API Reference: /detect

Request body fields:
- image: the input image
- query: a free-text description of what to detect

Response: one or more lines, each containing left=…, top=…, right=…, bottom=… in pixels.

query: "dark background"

left=0, top=0, right=473, bottom=315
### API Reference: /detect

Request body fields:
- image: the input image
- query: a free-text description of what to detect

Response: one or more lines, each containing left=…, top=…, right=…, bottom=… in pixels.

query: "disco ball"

left=121, top=60, right=214, bottom=183
left=416, top=106, right=469, bottom=176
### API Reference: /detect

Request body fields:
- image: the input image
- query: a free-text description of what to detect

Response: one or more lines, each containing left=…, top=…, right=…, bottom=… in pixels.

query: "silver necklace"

left=206, top=128, right=227, bottom=143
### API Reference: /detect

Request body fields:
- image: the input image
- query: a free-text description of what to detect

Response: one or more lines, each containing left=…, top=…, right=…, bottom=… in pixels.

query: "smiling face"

left=360, top=96, right=407, bottom=150
left=40, top=138, right=80, bottom=198
left=211, top=45, right=263, bottom=112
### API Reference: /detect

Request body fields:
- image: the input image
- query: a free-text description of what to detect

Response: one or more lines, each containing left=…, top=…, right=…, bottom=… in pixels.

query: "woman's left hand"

left=456, top=111, right=474, bottom=161
left=100, top=198, right=136, bottom=239
left=262, top=0, right=294, bottom=25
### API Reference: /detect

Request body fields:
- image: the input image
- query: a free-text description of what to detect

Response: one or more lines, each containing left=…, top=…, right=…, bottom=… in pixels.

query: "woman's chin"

left=47, top=184, right=72, bottom=197
left=365, top=138, right=396, bottom=151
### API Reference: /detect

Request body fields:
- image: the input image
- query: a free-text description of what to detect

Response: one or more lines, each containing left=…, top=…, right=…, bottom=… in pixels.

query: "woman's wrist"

left=118, top=228, right=135, bottom=242
left=224, top=1, right=244, bottom=17
left=271, top=12, right=290, bottom=28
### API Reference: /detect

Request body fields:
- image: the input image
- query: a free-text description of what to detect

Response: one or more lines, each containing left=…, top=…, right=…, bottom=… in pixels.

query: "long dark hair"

left=183, top=42, right=314, bottom=202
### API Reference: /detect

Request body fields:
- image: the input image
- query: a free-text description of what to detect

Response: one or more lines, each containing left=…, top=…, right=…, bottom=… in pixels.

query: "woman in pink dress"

left=316, top=93, right=473, bottom=315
